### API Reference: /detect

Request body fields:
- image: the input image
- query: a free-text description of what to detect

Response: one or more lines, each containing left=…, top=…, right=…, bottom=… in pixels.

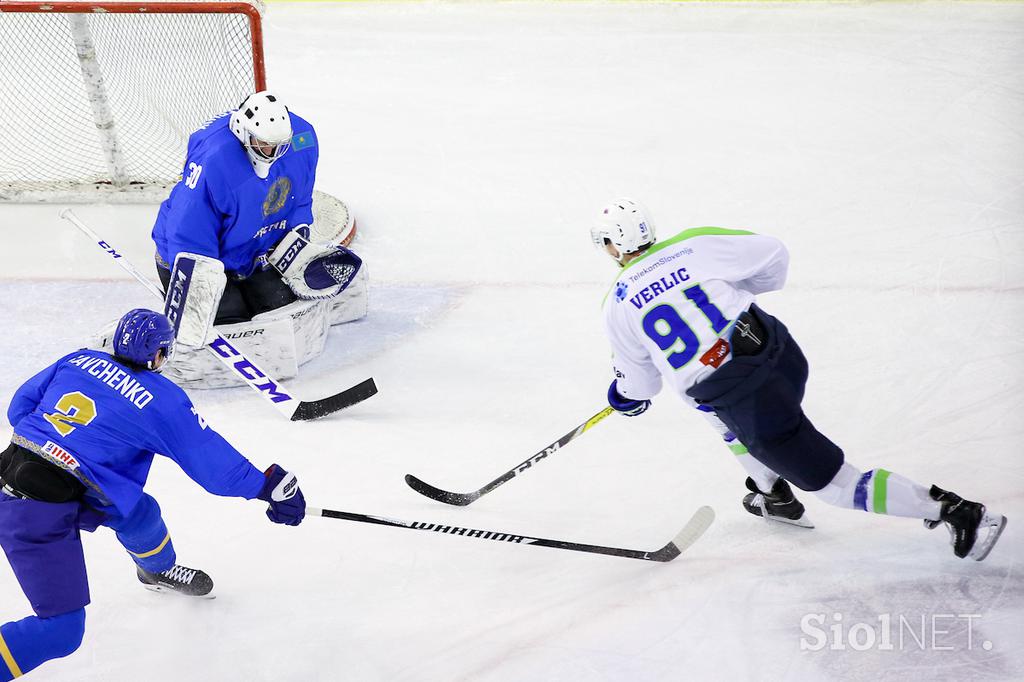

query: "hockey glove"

left=607, top=381, right=651, bottom=417
left=257, top=464, right=306, bottom=526
left=269, top=225, right=363, bottom=300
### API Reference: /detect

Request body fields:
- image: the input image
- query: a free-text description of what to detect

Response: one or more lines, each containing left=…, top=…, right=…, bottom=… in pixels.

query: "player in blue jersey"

left=0, top=309, right=306, bottom=681
left=592, top=199, right=1006, bottom=562
left=151, top=91, right=365, bottom=379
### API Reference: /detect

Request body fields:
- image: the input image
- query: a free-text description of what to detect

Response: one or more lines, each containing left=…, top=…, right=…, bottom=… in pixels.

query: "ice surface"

left=1, top=2, right=1022, bottom=681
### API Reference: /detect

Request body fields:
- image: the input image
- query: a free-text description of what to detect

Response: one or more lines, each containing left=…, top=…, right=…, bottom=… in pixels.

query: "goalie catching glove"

left=269, top=225, right=363, bottom=300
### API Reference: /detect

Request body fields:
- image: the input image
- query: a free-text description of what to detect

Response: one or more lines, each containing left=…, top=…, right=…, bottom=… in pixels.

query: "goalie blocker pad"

left=269, top=227, right=363, bottom=301
left=164, top=252, right=226, bottom=349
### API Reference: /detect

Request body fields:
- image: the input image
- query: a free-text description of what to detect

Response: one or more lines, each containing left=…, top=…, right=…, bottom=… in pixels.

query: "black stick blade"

left=290, top=378, right=378, bottom=421
left=404, top=474, right=480, bottom=506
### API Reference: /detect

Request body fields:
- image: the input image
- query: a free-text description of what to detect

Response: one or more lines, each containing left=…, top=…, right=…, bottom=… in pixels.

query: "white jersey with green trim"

left=601, top=227, right=789, bottom=406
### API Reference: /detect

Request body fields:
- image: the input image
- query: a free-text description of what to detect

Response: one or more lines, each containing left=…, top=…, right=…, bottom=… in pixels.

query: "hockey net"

left=0, top=0, right=266, bottom=202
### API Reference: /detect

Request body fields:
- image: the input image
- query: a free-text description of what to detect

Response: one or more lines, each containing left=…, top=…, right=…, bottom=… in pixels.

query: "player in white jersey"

left=593, top=198, right=1006, bottom=561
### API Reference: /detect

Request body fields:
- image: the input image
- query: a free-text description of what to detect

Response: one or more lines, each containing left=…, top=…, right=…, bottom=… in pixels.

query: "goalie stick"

left=60, top=209, right=377, bottom=421
left=405, top=406, right=615, bottom=505
left=307, top=505, right=715, bottom=562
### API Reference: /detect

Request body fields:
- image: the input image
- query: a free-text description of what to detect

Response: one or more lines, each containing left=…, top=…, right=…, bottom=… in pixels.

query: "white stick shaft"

left=60, top=209, right=301, bottom=419
left=61, top=209, right=164, bottom=298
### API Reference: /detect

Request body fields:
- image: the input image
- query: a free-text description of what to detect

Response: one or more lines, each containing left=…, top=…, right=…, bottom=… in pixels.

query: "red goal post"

left=0, top=0, right=267, bottom=202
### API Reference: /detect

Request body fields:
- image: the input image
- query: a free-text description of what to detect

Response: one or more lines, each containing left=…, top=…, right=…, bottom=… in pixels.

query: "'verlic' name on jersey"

left=602, top=227, right=789, bottom=404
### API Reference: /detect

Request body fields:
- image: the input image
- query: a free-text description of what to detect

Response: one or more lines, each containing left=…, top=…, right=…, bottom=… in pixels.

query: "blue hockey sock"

left=105, top=494, right=176, bottom=573
left=0, top=609, right=86, bottom=680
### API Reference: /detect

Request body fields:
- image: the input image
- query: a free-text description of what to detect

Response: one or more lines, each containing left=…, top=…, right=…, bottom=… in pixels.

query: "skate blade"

left=769, top=514, right=815, bottom=529
left=142, top=583, right=217, bottom=600
left=968, top=512, right=1007, bottom=562
left=751, top=496, right=815, bottom=529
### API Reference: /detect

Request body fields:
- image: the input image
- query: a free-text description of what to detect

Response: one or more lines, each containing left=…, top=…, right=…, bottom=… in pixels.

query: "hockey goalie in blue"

left=152, top=92, right=323, bottom=282
left=0, top=310, right=306, bottom=680
left=149, top=92, right=366, bottom=388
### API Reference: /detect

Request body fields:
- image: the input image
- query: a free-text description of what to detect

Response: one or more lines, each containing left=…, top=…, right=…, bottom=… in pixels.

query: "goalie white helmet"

left=591, top=198, right=657, bottom=263
left=230, top=91, right=293, bottom=179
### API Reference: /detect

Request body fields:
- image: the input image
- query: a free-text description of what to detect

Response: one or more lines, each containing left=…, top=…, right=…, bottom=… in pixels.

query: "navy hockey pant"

left=686, top=305, right=845, bottom=492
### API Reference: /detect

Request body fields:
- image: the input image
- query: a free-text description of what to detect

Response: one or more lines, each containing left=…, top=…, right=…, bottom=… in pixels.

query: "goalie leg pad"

left=160, top=262, right=250, bottom=325
left=328, top=265, right=369, bottom=325
left=253, top=298, right=329, bottom=366
left=159, top=300, right=330, bottom=388
left=164, top=252, right=226, bottom=349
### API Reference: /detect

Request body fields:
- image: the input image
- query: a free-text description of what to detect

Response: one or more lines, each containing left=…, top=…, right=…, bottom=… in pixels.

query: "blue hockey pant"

left=0, top=492, right=175, bottom=679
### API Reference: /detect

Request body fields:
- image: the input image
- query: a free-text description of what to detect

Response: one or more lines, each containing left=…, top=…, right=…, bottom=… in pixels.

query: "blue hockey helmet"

left=113, top=309, right=175, bottom=371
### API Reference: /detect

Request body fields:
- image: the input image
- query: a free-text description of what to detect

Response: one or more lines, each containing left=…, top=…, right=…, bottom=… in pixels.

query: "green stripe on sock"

left=729, top=442, right=748, bottom=455
left=873, top=469, right=891, bottom=514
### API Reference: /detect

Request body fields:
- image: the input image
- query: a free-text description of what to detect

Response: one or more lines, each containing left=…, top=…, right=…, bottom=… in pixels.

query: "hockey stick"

left=307, top=505, right=715, bottom=562
left=405, top=406, right=615, bottom=505
left=60, top=209, right=377, bottom=421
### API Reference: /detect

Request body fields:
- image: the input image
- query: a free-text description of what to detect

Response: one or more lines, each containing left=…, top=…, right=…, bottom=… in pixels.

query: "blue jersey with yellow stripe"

left=151, top=111, right=319, bottom=278
left=7, top=350, right=266, bottom=516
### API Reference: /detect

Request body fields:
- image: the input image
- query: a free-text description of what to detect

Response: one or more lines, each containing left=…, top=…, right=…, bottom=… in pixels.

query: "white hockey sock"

left=737, top=452, right=779, bottom=493
left=814, top=462, right=942, bottom=521
left=696, top=406, right=778, bottom=492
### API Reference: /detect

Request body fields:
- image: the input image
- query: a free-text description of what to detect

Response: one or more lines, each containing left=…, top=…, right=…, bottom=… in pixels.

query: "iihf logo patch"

left=615, top=282, right=629, bottom=302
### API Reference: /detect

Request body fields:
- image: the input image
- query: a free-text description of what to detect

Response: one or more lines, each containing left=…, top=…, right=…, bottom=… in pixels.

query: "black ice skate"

left=137, top=564, right=215, bottom=598
left=742, top=477, right=814, bottom=529
left=925, top=485, right=1006, bottom=561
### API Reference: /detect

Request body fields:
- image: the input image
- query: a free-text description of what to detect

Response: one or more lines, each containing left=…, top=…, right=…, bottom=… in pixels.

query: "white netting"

left=0, top=1, right=263, bottom=202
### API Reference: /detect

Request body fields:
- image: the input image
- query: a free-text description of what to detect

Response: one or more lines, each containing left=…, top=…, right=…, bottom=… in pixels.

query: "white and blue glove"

left=607, top=380, right=651, bottom=417
left=257, top=464, right=306, bottom=526
left=269, top=225, right=362, bottom=300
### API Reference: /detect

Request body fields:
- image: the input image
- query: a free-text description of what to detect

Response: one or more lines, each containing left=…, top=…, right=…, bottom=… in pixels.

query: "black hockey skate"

left=742, top=477, right=814, bottom=529
left=137, top=564, right=215, bottom=598
left=925, top=485, right=1006, bottom=561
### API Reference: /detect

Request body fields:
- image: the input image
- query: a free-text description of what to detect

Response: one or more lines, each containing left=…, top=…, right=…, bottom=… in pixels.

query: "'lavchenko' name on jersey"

left=67, top=354, right=155, bottom=409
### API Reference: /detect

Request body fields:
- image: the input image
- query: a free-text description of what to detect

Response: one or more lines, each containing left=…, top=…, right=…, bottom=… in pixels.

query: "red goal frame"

left=0, top=0, right=266, bottom=90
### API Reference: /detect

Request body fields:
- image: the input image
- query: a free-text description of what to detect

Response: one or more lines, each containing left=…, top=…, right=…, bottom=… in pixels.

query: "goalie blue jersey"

left=7, top=350, right=266, bottom=516
left=152, top=110, right=319, bottom=278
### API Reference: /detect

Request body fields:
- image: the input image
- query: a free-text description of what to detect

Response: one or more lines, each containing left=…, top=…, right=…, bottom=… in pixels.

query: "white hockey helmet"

left=230, top=91, right=293, bottom=179
left=591, top=198, right=656, bottom=263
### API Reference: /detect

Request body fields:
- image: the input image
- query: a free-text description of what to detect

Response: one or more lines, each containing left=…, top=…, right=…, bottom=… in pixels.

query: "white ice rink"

left=2, top=1, right=1023, bottom=680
